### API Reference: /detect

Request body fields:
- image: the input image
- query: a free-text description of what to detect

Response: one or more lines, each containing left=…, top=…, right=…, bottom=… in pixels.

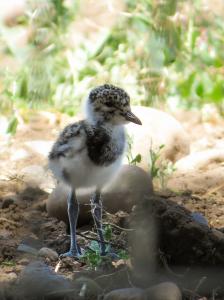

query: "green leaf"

left=131, top=154, right=142, bottom=165
left=209, top=81, right=224, bottom=102
left=104, top=225, right=112, bottom=241
left=7, top=116, right=18, bottom=135
left=118, top=250, right=129, bottom=260
left=178, top=72, right=196, bottom=98
left=195, top=83, right=204, bottom=98
left=89, top=240, right=100, bottom=253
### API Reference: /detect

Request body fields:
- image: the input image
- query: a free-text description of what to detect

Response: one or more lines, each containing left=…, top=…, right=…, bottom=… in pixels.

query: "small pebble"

left=38, top=247, right=58, bottom=261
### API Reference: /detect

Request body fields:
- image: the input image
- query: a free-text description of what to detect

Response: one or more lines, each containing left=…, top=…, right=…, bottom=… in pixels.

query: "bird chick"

left=48, top=84, right=141, bottom=258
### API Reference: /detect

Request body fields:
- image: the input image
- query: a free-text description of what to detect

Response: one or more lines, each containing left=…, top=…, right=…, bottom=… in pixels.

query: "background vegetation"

left=0, top=0, right=223, bottom=122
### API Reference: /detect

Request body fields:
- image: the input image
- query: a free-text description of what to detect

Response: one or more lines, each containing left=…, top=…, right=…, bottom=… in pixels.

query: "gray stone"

left=144, top=282, right=182, bottom=300
left=38, top=247, right=58, bottom=261
left=47, top=164, right=153, bottom=225
left=104, top=288, right=146, bottom=300
left=125, top=106, right=190, bottom=171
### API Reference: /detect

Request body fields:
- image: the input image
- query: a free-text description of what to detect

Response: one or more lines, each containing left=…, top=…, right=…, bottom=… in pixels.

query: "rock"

left=175, top=149, right=224, bottom=172
left=168, top=148, right=224, bottom=193
left=73, top=277, right=102, bottom=299
left=144, top=282, right=182, bottom=300
left=38, top=247, right=58, bottom=261
left=125, top=106, right=190, bottom=171
left=47, top=164, right=153, bottom=225
left=104, top=288, right=145, bottom=300
left=16, top=261, right=75, bottom=299
left=191, top=212, right=209, bottom=227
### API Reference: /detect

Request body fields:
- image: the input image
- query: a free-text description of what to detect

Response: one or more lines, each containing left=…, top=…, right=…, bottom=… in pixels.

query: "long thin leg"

left=60, top=189, right=81, bottom=258
left=91, top=190, right=106, bottom=255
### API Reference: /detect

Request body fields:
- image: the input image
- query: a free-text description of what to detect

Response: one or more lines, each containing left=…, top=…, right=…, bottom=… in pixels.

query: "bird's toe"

left=59, top=247, right=85, bottom=259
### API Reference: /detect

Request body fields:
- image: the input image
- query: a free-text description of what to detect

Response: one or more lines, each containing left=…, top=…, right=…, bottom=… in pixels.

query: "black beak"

left=125, top=111, right=142, bottom=125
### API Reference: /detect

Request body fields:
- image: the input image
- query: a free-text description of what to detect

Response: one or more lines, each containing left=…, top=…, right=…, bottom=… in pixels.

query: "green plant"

left=149, top=143, right=176, bottom=189
left=6, top=115, right=18, bottom=135
left=1, top=259, right=16, bottom=267
left=82, top=242, right=102, bottom=269
left=81, top=240, right=112, bottom=269
left=117, top=249, right=130, bottom=260
left=1, top=0, right=224, bottom=118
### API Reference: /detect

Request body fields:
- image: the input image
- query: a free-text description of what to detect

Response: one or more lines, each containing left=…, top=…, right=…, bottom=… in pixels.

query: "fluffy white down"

left=49, top=148, right=123, bottom=190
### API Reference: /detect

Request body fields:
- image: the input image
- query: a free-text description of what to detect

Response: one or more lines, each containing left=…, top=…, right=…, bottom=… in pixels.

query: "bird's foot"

left=59, top=246, right=85, bottom=259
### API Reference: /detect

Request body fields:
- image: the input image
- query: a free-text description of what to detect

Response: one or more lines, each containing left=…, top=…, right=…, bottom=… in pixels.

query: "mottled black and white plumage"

left=48, top=84, right=141, bottom=258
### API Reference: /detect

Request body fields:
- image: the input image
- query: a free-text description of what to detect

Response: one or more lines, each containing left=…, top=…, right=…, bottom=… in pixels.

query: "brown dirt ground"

left=0, top=108, right=224, bottom=300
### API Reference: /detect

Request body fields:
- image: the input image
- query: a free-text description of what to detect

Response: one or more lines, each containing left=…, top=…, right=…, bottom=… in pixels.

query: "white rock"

left=175, top=149, right=224, bottom=172
left=168, top=148, right=224, bottom=193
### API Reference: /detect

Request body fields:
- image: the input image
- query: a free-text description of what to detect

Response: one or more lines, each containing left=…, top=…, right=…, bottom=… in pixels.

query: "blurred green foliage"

left=0, top=0, right=224, bottom=116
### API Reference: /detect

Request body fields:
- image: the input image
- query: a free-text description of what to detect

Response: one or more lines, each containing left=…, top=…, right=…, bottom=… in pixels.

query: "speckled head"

left=86, top=84, right=142, bottom=125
